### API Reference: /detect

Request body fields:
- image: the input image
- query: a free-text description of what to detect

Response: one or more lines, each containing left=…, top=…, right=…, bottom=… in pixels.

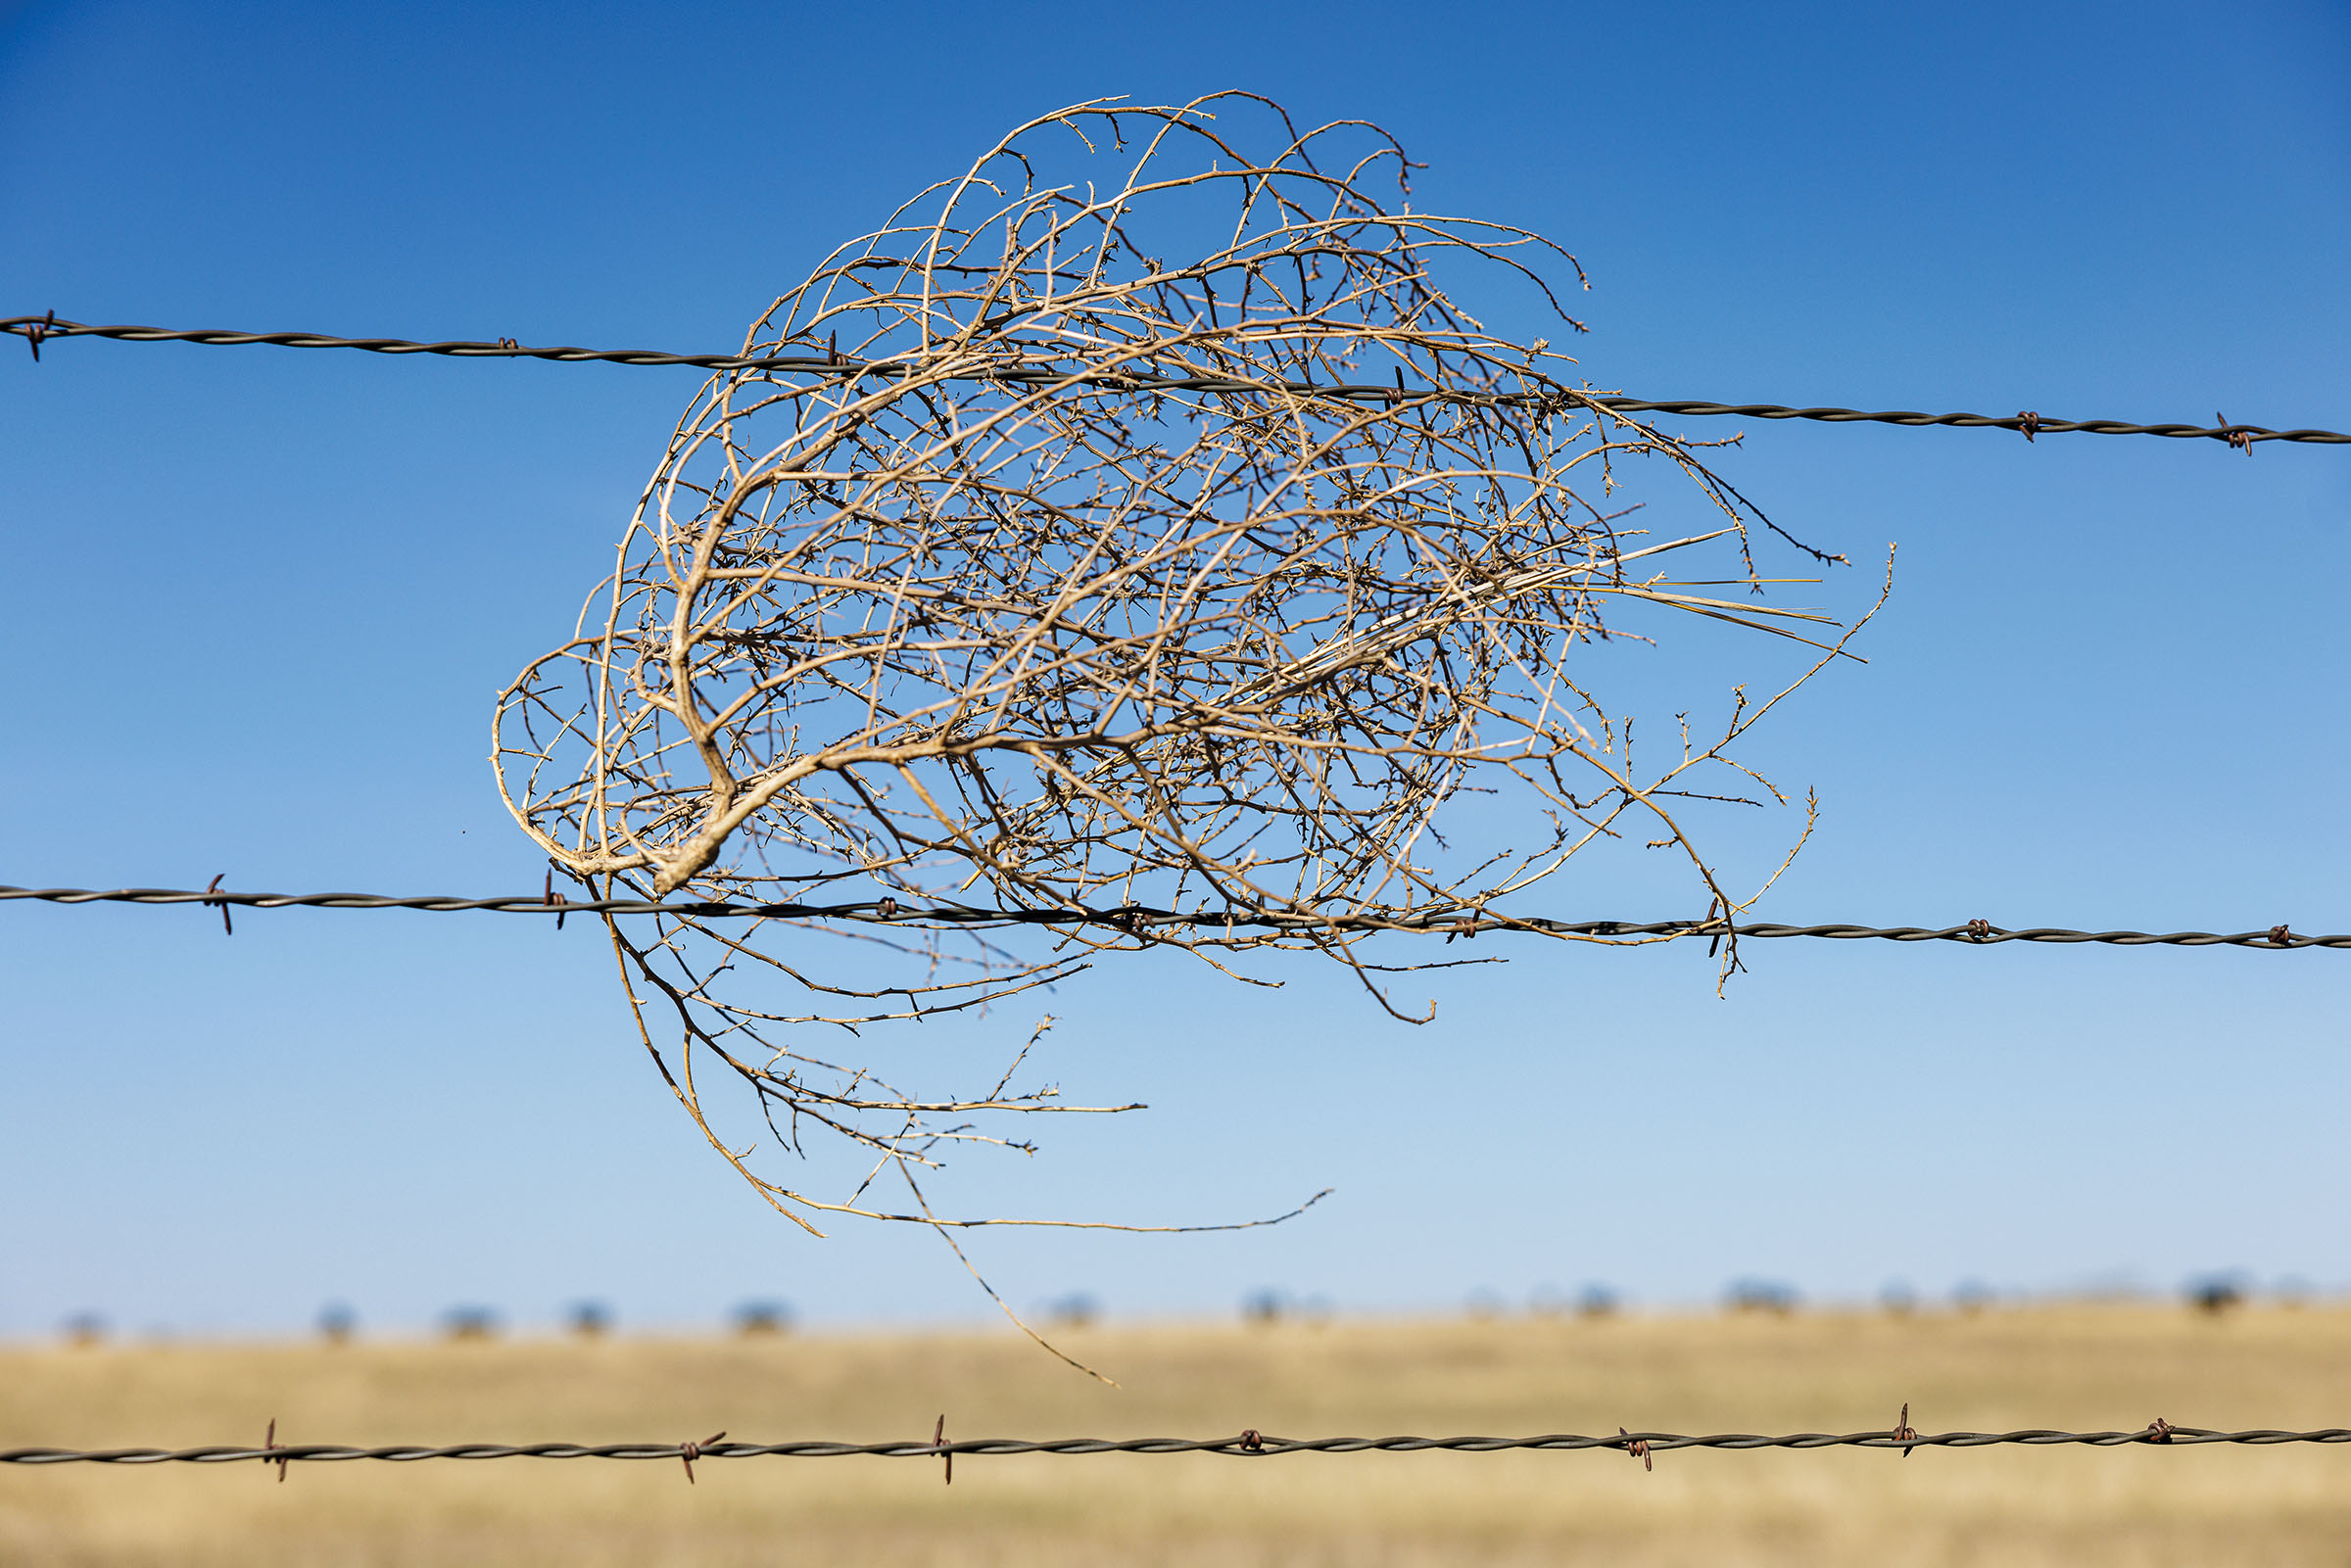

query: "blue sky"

left=2, top=1, right=2346, bottom=1344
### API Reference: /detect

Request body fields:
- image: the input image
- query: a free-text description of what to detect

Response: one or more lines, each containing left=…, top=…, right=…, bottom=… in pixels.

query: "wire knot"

left=2144, top=1416, right=2173, bottom=1445
left=2016, top=409, right=2041, bottom=442
left=2217, top=412, right=2254, bottom=454
left=1236, top=1429, right=1266, bottom=1453
left=20, top=309, right=56, bottom=362
left=1619, top=1426, right=1653, bottom=1471
left=1965, top=917, right=1993, bottom=942
left=678, top=1430, right=725, bottom=1484
left=2269, top=924, right=2294, bottom=947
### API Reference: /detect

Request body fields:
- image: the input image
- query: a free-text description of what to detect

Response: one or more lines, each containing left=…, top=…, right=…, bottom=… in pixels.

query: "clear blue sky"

left=3, top=1, right=2347, bottom=1344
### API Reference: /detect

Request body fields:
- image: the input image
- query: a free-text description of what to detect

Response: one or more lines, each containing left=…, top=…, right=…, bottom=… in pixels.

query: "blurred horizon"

left=24, top=1273, right=2329, bottom=1349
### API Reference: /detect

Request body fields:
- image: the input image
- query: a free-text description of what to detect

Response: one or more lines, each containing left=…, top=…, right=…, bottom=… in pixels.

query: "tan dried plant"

left=491, top=95, right=1879, bottom=1329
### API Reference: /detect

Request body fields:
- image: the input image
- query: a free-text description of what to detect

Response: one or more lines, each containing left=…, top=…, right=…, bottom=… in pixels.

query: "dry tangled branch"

left=492, top=95, right=1878, bottom=1273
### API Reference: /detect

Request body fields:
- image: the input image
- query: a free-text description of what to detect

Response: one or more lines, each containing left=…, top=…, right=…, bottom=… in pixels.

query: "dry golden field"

left=3, top=1304, right=2347, bottom=1567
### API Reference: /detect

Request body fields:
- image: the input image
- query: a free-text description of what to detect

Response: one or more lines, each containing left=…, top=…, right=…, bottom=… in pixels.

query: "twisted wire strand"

left=6, top=315, right=2343, bottom=447
left=8, top=1426, right=2348, bottom=1465
left=1, top=884, right=2339, bottom=950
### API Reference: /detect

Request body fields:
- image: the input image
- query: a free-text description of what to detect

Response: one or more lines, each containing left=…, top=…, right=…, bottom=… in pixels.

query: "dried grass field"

left=4, top=1304, right=2348, bottom=1567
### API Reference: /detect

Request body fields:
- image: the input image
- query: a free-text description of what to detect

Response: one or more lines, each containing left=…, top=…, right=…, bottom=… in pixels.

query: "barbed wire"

left=0, top=882, right=2339, bottom=950
left=6, top=313, right=2343, bottom=447
left=8, top=1422, right=2348, bottom=1468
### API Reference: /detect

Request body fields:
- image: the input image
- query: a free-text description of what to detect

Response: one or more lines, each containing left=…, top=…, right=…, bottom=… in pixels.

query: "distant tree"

left=734, top=1301, right=792, bottom=1337
left=2185, top=1274, right=2247, bottom=1315
left=1240, top=1290, right=1285, bottom=1327
left=1046, top=1293, right=1101, bottom=1329
left=1725, top=1278, right=1799, bottom=1315
left=441, top=1306, right=499, bottom=1342
left=316, top=1303, right=358, bottom=1344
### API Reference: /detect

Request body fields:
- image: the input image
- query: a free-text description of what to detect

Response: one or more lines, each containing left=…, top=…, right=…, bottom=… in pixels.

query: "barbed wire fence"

left=10, top=1419, right=2350, bottom=1474
left=7, top=312, right=2346, bottom=449
left=3, top=881, right=2341, bottom=950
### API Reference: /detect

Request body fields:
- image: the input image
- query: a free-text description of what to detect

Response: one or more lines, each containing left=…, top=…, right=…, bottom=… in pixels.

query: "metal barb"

left=1894, top=1402, right=1918, bottom=1458
left=679, top=1430, right=724, bottom=1484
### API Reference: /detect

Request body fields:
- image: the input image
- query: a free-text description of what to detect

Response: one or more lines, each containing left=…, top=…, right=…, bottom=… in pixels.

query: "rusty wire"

left=3, top=882, right=2342, bottom=950
left=4, top=312, right=2344, bottom=448
left=8, top=1422, right=2348, bottom=1467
